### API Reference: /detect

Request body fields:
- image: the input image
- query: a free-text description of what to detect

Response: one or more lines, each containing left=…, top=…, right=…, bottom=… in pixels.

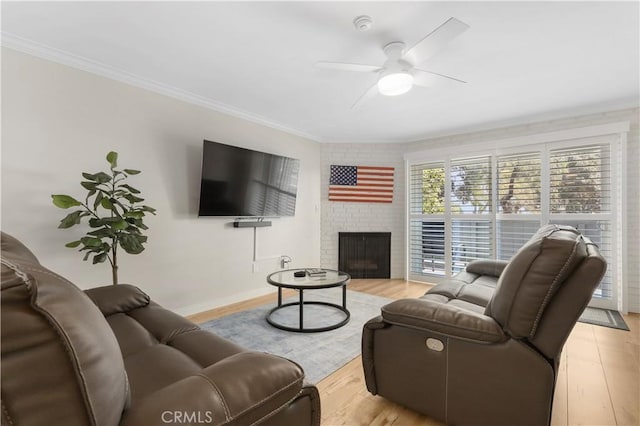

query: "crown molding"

left=1, top=32, right=321, bottom=143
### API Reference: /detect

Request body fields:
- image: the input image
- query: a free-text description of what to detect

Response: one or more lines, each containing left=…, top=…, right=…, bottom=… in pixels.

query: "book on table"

left=306, top=268, right=326, bottom=277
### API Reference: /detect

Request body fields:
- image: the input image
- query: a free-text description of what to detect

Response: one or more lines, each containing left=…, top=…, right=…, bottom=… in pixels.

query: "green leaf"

left=93, top=172, right=112, bottom=184
left=93, top=252, right=108, bottom=264
left=52, top=194, right=81, bottom=209
left=123, top=169, right=141, bottom=175
left=81, top=181, right=98, bottom=190
left=124, top=194, right=144, bottom=204
left=83, top=251, right=91, bottom=261
left=89, top=218, right=107, bottom=228
left=100, top=197, right=113, bottom=209
left=85, top=189, right=97, bottom=203
left=124, top=211, right=144, bottom=219
left=106, top=151, right=118, bottom=168
left=120, top=184, right=141, bottom=194
left=80, top=236, right=102, bottom=247
left=142, top=205, right=156, bottom=214
left=58, top=211, right=83, bottom=229
left=119, top=233, right=145, bottom=254
left=130, top=218, right=148, bottom=230
left=111, top=219, right=129, bottom=230
left=93, top=192, right=104, bottom=210
left=88, top=228, right=114, bottom=238
left=98, top=217, right=127, bottom=225
left=65, top=240, right=82, bottom=248
left=82, top=172, right=96, bottom=181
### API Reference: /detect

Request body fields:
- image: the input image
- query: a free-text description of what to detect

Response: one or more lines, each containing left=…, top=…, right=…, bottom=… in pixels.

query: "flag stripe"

left=328, top=198, right=393, bottom=203
left=357, top=166, right=395, bottom=171
left=329, top=187, right=393, bottom=193
left=357, top=172, right=394, bottom=177
left=329, top=164, right=394, bottom=203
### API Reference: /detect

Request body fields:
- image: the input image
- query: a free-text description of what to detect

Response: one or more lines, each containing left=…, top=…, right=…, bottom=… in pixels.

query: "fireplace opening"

left=338, top=232, right=391, bottom=278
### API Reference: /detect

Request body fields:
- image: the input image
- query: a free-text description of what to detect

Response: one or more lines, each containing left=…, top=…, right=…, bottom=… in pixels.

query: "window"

left=549, top=144, right=614, bottom=301
left=496, top=152, right=542, bottom=260
left=409, top=163, right=446, bottom=277
left=450, top=156, right=492, bottom=214
left=497, top=152, right=541, bottom=214
left=450, top=156, right=493, bottom=273
left=549, top=145, right=611, bottom=213
left=408, top=136, right=622, bottom=309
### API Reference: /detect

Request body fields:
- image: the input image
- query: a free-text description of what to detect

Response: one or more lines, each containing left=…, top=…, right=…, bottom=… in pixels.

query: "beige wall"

left=1, top=48, right=322, bottom=315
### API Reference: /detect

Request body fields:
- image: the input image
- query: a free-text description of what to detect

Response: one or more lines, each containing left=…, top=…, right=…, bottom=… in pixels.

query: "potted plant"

left=52, top=151, right=156, bottom=285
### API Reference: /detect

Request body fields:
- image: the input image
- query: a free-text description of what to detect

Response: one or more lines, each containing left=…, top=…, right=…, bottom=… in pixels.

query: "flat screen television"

left=198, top=140, right=300, bottom=217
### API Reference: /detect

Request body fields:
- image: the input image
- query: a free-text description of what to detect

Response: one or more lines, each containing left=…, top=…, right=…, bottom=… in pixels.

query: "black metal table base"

left=266, top=288, right=350, bottom=333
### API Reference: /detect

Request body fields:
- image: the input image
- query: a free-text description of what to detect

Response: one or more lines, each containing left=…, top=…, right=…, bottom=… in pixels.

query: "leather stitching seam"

left=196, top=374, right=231, bottom=422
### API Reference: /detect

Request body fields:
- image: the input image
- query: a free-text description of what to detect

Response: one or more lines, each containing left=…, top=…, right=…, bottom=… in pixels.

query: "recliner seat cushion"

left=85, top=284, right=249, bottom=403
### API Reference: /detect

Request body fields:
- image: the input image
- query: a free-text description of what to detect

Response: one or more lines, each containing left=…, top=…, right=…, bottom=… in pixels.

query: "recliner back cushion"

left=1, top=232, right=129, bottom=426
left=485, top=225, right=588, bottom=338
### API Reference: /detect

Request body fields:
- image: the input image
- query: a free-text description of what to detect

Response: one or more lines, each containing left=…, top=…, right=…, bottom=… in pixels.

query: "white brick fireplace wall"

left=320, top=143, right=405, bottom=279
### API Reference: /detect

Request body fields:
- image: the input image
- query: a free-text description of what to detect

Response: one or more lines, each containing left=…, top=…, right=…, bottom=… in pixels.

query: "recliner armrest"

left=381, top=298, right=506, bottom=343
left=84, top=284, right=150, bottom=316
left=120, top=351, right=306, bottom=426
left=465, top=259, right=509, bottom=278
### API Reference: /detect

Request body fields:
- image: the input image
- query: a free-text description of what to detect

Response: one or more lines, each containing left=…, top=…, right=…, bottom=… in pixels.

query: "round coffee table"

left=266, top=269, right=351, bottom=333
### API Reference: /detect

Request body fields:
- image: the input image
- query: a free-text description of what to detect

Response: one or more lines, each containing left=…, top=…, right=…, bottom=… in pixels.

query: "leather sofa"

left=1, top=231, right=320, bottom=426
left=362, top=224, right=606, bottom=425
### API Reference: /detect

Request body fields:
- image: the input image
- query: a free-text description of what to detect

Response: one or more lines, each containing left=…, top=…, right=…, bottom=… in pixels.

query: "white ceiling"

left=1, top=1, right=638, bottom=143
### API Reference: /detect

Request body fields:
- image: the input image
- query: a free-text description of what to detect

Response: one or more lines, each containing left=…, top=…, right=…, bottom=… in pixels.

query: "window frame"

left=405, top=122, right=629, bottom=311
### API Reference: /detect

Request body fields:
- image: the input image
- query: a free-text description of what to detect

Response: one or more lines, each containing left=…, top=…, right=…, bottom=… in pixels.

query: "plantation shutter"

left=549, top=144, right=613, bottom=299
left=407, top=138, right=620, bottom=305
left=450, top=219, right=492, bottom=273
left=449, top=156, right=492, bottom=273
left=549, top=145, right=611, bottom=213
left=496, top=152, right=542, bottom=260
left=409, top=162, right=446, bottom=279
left=450, top=156, right=492, bottom=214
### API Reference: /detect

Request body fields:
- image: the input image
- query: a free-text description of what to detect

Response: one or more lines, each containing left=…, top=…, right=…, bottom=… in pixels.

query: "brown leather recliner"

left=362, top=224, right=606, bottom=425
left=1, top=231, right=320, bottom=426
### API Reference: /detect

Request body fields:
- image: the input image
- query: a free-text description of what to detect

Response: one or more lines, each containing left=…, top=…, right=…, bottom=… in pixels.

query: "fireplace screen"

left=338, top=232, right=391, bottom=278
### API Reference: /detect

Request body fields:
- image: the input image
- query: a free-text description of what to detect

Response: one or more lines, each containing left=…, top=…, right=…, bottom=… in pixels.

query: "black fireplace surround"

left=338, top=232, right=391, bottom=279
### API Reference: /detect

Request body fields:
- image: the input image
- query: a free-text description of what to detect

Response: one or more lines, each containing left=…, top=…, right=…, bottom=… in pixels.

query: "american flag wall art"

left=329, top=165, right=394, bottom=203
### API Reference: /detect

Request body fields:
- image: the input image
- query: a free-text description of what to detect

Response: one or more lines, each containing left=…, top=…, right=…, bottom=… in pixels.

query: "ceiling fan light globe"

left=377, top=72, right=413, bottom=96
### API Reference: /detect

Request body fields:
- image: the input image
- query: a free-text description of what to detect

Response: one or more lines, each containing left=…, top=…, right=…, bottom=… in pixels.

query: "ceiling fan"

left=316, top=17, right=470, bottom=108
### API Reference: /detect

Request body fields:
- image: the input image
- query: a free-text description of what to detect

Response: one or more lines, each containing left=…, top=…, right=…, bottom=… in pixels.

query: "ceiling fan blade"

left=404, top=17, right=470, bottom=65
left=413, top=68, right=467, bottom=88
left=315, top=61, right=381, bottom=73
left=351, top=83, right=379, bottom=109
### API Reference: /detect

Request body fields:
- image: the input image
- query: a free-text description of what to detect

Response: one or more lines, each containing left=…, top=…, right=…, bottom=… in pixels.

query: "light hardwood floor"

left=188, top=279, right=639, bottom=426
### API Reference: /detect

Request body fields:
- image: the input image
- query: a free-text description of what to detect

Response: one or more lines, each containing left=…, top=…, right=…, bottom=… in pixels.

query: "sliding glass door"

left=408, top=137, right=620, bottom=309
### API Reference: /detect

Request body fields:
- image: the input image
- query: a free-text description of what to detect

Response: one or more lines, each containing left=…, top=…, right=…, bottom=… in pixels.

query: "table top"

left=267, top=269, right=350, bottom=289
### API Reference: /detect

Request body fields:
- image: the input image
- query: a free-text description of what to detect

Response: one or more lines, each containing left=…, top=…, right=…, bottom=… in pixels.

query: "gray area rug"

left=200, top=289, right=391, bottom=384
left=578, top=307, right=630, bottom=330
